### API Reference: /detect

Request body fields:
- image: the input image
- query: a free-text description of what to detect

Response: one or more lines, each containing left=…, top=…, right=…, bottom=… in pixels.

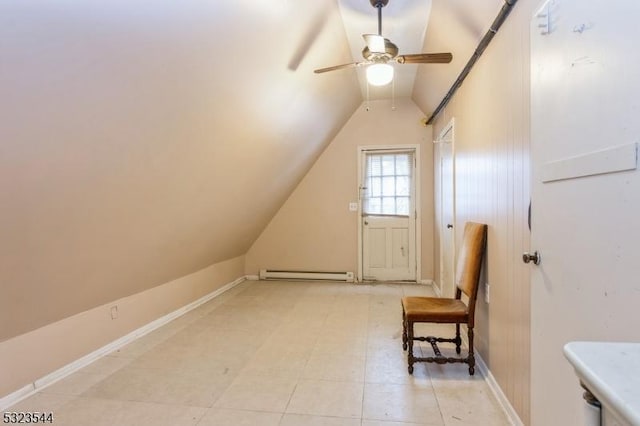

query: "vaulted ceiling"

left=0, top=0, right=505, bottom=339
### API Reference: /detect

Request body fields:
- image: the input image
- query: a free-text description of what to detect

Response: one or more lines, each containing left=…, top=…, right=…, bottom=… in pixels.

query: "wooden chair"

left=401, top=222, right=487, bottom=375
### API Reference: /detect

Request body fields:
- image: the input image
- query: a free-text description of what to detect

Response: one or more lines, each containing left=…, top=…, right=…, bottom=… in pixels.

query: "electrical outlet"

left=349, top=202, right=358, bottom=212
left=485, top=283, right=490, bottom=304
left=110, top=305, right=118, bottom=319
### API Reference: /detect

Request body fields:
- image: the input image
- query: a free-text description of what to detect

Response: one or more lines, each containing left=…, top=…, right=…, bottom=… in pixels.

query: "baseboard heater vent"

left=259, top=269, right=355, bottom=282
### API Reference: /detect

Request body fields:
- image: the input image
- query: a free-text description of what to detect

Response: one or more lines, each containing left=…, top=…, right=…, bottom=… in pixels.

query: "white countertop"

left=564, top=342, right=640, bottom=426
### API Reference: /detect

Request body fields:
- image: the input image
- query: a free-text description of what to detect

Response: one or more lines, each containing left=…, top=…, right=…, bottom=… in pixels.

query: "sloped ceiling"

left=413, top=0, right=505, bottom=116
left=0, top=0, right=505, bottom=339
left=0, top=0, right=361, bottom=339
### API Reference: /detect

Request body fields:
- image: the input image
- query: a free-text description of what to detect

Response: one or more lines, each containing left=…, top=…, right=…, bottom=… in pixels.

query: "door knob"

left=447, top=224, right=453, bottom=229
left=364, top=220, right=369, bottom=225
left=522, top=251, right=541, bottom=265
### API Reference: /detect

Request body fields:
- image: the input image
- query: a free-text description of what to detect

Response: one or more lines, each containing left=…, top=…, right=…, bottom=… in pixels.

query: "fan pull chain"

left=366, top=80, right=371, bottom=111
left=391, top=72, right=396, bottom=111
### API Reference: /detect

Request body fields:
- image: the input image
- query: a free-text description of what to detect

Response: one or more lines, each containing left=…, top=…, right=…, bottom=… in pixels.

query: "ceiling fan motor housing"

left=362, top=39, right=399, bottom=61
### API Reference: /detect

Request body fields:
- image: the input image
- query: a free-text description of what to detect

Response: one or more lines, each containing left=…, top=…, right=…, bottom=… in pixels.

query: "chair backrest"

left=455, top=222, right=487, bottom=310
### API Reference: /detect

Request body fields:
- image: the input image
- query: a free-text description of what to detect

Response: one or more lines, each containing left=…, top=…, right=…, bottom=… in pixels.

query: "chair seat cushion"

left=402, top=296, right=469, bottom=323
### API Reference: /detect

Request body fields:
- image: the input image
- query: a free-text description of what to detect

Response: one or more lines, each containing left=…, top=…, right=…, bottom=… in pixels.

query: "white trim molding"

left=0, top=275, right=248, bottom=411
left=357, top=144, right=422, bottom=283
left=426, top=279, right=442, bottom=296
left=475, top=352, right=524, bottom=426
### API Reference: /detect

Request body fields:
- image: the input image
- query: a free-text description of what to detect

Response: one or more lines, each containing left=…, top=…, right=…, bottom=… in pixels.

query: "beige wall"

left=0, top=1, right=361, bottom=340
left=414, top=0, right=536, bottom=424
left=0, top=255, right=244, bottom=398
left=246, top=98, right=435, bottom=281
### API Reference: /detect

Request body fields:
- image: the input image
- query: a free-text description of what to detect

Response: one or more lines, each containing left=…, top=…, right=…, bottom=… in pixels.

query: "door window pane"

left=396, top=197, right=409, bottom=215
left=382, top=176, right=395, bottom=196
left=381, top=156, right=395, bottom=176
left=370, top=177, right=382, bottom=197
left=363, top=151, right=414, bottom=217
left=395, top=156, right=409, bottom=175
left=382, top=197, right=396, bottom=214
left=396, top=176, right=409, bottom=196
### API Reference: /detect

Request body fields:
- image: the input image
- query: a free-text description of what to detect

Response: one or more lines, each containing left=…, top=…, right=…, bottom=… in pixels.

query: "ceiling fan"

left=314, top=0, right=452, bottom=86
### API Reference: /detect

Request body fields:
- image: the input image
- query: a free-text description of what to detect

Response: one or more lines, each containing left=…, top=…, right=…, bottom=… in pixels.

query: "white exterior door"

left=530, top=2, right=640, bottom=425
left=362, top=215, right=414, bottom=281
left=360, top=148, right=418, bottom=282
left=438, top=121, right=455, bottom=297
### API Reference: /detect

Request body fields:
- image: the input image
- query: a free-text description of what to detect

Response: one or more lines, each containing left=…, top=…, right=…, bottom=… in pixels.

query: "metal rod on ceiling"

left=425, top=0, right=519, bottom=125
left=377, top=2, right=383, bottom=35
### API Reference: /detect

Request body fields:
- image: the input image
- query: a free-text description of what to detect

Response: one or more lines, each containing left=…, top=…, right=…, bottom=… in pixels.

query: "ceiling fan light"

left=366, top=63, right=394, bottom=86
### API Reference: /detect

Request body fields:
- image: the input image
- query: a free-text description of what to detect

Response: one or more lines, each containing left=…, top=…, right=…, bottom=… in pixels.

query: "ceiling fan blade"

left=396, top=53, right=453, bottom=64
left=363, top=34, right=386, bottom=54
left=314, top=61, right=367, bottom=74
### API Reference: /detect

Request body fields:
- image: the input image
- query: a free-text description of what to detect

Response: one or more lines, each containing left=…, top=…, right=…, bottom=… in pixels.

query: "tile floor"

left=5, top=280, right=510, bottom=425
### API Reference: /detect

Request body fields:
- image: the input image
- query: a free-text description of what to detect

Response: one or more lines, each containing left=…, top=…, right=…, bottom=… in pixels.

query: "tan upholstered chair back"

left=455, top=222, right=487, bottom=300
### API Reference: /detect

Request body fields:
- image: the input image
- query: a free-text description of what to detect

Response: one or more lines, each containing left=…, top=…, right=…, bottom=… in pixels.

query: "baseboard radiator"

left=259, top=269, right=355, bottom=282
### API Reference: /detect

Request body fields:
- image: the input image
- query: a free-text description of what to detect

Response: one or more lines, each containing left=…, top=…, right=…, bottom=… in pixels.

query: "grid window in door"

left=363, top=152, right=413, bottom=216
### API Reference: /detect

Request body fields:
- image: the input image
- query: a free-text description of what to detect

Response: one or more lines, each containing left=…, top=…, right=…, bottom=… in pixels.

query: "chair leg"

left=468, top=327, right=475, bottom=375
left=407, top=320, right=415, bottom=374
left=455, top=323, right=461, bottom=354
left=402, top=308, right=408, bottom=351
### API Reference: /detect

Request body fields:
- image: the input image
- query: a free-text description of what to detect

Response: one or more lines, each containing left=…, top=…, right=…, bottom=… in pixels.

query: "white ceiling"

left=337, top=0, right=433, bottom=99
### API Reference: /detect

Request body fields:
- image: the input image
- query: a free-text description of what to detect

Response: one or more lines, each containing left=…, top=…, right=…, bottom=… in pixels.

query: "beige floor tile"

left=279, top=314, right=327, bottom=332
left=110, top=328, right=176, bottom=359
left=268, top=328, right=320, bottom=348
left=280, top=413, right=361, bottom=426
left=77, top=355, right=133, bottom=376
left=363, top=383, right=444, bottom=425
left=241, top=353, right=309, bottom=379
left=431, top=379, right=510, bottom=426
left=313, top=334, right=367, bottom=357
left=128, top=336, right=252, bottom=374
left=286, top=379, right=363, bottom=419
left=46, top=396, right=121, bottom=426
left=323, top=315, right=368, bottom=332
left=365, top=346, right=431, bottom=385
left=214, top=375, right=297, bottom=412
left=197, top=408, right=282, bottom=426
left=82, top=366, right=235, bottom=407
left=255, top=339, right=314, bottom=358
left=52, top=397, right=206, bottom=426
left=14, top=281, right=513, bottom=426
left=240, top=331, right=313, bottom=380
left=4, top=391, right=75, bottom=413
left=362, top=421, right=428, bottom=426
left=301, top=353, right=365, bottom=382
left=425, top=361, right=479, bottom=382
left=40, top=371, right=109, bottom=397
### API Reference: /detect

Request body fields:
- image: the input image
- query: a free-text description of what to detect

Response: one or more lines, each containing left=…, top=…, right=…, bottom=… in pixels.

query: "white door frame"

left=437, top=118, right=455, bottom=297
left=357, top=144, right=421, bottom=283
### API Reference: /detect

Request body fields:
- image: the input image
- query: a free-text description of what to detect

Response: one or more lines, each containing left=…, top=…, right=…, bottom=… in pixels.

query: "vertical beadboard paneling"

left=417, top=1, right=537, bottom=424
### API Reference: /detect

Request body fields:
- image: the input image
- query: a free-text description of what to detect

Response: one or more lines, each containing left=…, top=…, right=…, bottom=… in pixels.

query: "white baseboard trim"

left=0, top=275, right=249, bottom=411
left=475, top=352, right=524, bottom=426
left=446, top=327, right=522, bottom=426
left=419, top=279, right=435, bottom=286
left=0, top=385, right=34, bottom=413
left=245, top=274, right=260, bottom=281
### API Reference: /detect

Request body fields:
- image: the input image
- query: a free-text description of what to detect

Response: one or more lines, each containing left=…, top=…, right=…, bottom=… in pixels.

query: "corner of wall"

left=0, top=255, right=246, bottom=400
